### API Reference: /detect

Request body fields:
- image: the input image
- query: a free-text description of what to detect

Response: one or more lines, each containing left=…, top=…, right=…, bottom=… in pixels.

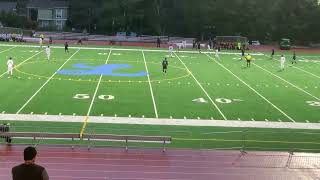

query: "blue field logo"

left=57, top=64, right=148, bottom=77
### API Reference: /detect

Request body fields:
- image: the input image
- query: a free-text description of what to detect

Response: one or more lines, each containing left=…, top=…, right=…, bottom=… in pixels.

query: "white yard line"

left=0, top=43, right=265, bottom=56
left=252, top=62, right=320, bottom=101
left=292, top=66, right=320, bottom=79
left=86, top=50, right=112, bottom=116
left=0, top=50, right=43, bottom=78
left=174, top=52, right=227, bottom=120
left=205, top=54, right=295, bottom=122
left=142, top=51, right=159, bottom=118
left=16, top=49, right=80, bottom=114
left=1, top=114, right=319, bottom=130
left=261, top=53, right=320, bottom=79
left=0, top=46, right=16, bottom=53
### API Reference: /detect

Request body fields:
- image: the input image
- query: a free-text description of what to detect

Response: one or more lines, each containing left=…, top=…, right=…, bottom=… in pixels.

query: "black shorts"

left=247, top=60, right=251, bottom=63
left=163, top=66, right=167, bottom=69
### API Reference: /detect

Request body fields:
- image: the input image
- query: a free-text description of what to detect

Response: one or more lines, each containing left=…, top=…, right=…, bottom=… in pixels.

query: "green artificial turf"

left=0, top=43, right=320, bottom=151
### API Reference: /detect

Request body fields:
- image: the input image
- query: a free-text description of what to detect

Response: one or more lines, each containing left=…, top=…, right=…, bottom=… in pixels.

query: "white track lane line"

left=16, top=49, right=80, bottom=114
left=142, top=51, right=159, bottom=118
left=175, top=52, right=227, bottom=120
left=205, top=53, right=295, bottom=122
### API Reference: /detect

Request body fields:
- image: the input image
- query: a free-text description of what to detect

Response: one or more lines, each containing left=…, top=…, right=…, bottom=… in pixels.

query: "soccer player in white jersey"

left=7, top=57, right=14, bottom=76
left=177, top=43, right=182, bottom=53
left=280, top=55, right=286, bottom=71
left=182, top=40, right=187, bottom=49
left=215, top=49, right=220, bottom=60
left=39, top=37, right=43, bottom=49
left=168, top=44, right=174, bottom=57
left=45, top=46, right=51, bottom=61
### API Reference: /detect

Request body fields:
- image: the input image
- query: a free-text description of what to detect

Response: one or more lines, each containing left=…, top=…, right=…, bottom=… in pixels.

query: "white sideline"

left=205, top=54, right=295, bottom=122
left=0, top=43, right=265, bottom=56
left=142, top=51, right=158, bottom=118
left=0, top=46, right=16, bottom=53
left=0, top=114, right=319, bottom=130
left=174, top=52, right=227, bottom=120
left=16, top=49, right=80, bottom=114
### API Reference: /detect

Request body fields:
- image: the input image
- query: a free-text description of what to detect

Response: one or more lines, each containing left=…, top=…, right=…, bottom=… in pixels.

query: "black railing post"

left=241, top=130, right=247, bottom=153
left=125, top=138, right=128, bottom=152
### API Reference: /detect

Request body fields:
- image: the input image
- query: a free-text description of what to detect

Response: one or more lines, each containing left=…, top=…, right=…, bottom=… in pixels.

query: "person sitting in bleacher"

left=0, top=123, right=11, bottom=143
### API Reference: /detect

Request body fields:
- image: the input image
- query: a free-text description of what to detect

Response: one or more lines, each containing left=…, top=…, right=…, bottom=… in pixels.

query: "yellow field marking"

left=79, top=116, right=89, bottom=138
left=14, top=60, right=191, bottom=83
left=173, top=138, right=320, bottom=145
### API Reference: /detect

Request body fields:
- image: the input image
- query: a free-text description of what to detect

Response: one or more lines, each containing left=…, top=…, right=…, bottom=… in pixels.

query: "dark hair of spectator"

left=24, top=147, right=37, bottom=161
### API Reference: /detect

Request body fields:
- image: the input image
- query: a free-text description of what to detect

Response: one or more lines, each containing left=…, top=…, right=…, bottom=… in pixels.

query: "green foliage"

left=67, top=0, right=320, bottom=43
left=0, top=11, right=37, bottom=29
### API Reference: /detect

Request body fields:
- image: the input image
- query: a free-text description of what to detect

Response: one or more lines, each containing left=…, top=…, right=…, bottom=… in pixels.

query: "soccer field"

left=1, top=43, right=320, bottom=150
left=1, top=43, right=320, bottom=122
left=0, top=44, right=320, bottom=149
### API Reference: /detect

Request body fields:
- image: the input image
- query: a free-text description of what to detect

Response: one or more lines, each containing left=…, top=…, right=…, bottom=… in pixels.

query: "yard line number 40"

left=73, top=94, right=115, bottom=100
left=306, top=101, right=320, bottom=107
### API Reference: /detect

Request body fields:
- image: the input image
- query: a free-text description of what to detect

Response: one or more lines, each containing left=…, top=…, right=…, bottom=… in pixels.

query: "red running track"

left=1, top=145, right=319, bottom=180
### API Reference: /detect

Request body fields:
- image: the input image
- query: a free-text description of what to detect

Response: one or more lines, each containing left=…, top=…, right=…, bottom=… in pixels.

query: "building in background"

left=0, top=2, right=17, bottom=13
left=26, top=0, right=69, bottom=30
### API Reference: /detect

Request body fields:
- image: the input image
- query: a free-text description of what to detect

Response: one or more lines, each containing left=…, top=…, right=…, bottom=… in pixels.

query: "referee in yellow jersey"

left=245, top=54, right=252, bottom=67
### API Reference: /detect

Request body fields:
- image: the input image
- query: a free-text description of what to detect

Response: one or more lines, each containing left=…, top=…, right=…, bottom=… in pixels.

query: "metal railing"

left=0, top=132, right=171, bottom=152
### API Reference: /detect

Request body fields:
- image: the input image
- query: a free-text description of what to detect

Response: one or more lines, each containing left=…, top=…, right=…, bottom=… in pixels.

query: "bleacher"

left=34, top=31, right=195, bottom=44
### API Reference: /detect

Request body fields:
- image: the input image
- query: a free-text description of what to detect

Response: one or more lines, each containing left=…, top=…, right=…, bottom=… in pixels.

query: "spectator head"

left=24, top=146, right=37, bottom=162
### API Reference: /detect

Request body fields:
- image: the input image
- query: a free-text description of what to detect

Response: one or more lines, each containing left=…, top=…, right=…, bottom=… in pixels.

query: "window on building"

left=56, top=9, right=63, bottom=19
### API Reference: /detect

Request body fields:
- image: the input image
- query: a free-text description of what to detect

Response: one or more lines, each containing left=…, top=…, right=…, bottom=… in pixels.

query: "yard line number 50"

left=73, top=94, right=115, bottom=100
